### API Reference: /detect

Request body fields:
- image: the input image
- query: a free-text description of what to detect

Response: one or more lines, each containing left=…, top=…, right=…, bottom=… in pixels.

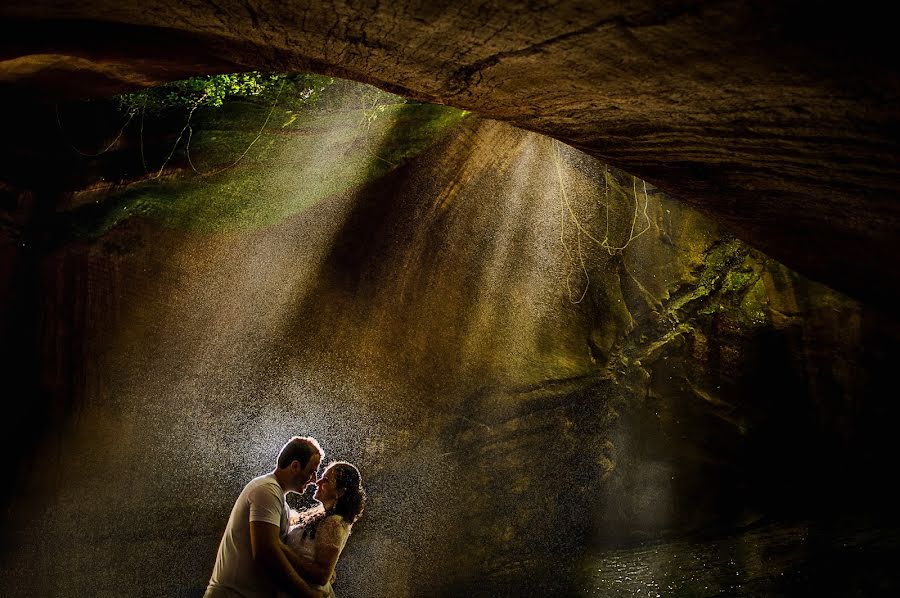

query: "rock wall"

left=0, top=91, right=898, bottom=596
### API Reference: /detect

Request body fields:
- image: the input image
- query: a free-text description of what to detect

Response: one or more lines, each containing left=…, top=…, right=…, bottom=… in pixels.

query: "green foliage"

left=113, top=72, right=336, bottom=115
left=65, top=102, right=467, bottom=237
left=62, top=72, right=462, bottom=241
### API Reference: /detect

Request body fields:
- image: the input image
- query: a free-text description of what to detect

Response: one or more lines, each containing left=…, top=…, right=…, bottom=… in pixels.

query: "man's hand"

left=250, top=521, right=322, bottom=598
left=297, top=586, right=328, bottom=598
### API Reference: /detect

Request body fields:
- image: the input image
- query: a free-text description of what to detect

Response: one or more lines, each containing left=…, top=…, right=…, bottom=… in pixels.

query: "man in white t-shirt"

left=205, top=436, right=326, bottom=598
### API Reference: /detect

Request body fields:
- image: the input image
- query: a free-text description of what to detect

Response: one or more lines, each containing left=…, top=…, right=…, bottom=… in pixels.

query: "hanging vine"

left=554, top=139, right=591, bottom=304
left=185, top=79, right=286, bottom=177
left=341, top=87, right=404, bottom=168
left=55, top=105, right=135, bottom=157
left=552, top=138, right=653, bottom=304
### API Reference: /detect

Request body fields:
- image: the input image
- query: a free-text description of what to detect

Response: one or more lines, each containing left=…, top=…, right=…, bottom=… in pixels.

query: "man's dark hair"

left=277, top=436, right=323, bottom=469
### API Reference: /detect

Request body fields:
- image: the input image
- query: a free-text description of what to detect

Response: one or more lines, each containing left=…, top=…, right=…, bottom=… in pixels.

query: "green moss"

left=697, top=239, right=747, bottom=288
left=67, top=102, right=467, bottom=238
left=737, top=275, right=770, bottom=326
left=722, top=269, right=754, bottom=292
left=697, top=302, right=721, bottom=316
left=662, top=239, right=751, bottom=318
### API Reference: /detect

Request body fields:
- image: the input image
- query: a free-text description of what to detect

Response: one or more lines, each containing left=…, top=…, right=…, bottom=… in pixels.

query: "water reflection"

left=583, top=520, right=900, bottom=596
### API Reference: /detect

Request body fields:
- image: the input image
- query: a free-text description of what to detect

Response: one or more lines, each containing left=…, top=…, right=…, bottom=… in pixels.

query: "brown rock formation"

left=1, top=1, right=898, bottom=308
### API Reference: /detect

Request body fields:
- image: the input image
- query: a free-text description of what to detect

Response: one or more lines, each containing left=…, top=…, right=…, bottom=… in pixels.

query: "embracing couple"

left=204, top=437, right=366, bottom=598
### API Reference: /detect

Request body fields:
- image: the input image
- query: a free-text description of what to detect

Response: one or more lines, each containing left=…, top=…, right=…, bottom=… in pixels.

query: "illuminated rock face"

left=1, top=1, right=899, bottom=307
left=0, top=96, right=897, bottom=596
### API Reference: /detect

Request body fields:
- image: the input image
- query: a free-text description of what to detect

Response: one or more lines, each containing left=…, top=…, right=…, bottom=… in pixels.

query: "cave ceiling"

left=1, top=1, right=898, bottom=308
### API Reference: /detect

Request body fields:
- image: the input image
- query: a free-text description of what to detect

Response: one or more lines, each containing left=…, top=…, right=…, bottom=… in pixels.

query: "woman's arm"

left=287, top=517, right=348, bottom=586
left=305, top=544, right=341, bottom=587
left=282, top=545, right=317, bottom=579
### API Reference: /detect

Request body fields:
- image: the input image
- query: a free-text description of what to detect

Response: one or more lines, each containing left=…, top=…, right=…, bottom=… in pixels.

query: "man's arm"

left=250, top=521, right=324, bottom=598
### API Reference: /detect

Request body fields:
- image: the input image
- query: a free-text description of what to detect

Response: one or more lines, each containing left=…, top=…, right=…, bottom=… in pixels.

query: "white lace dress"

left=284, top=515, right=351, bottom=598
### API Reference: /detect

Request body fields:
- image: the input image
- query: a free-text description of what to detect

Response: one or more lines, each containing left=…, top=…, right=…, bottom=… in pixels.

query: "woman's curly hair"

left=300, top=461, right=366, bottom=540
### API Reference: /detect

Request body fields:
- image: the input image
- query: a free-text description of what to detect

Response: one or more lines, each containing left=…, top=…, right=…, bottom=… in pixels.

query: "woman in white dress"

left=285, top=461, right=366, bottom=597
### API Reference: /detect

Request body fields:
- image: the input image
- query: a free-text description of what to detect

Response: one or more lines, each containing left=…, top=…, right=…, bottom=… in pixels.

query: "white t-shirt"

left=205, top=473, right=289, bottom=598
